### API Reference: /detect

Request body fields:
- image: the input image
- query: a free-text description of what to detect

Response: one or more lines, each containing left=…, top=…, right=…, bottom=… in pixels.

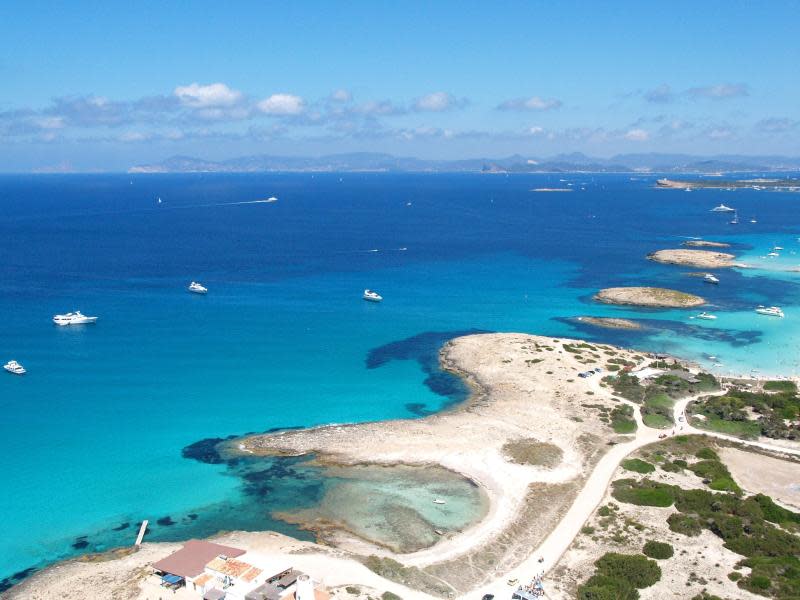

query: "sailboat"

left=729, top=210, right=739, bottom=225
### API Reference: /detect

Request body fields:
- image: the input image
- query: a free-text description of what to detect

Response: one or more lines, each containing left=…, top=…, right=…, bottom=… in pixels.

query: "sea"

left=1, top=172, right=799, bottom=588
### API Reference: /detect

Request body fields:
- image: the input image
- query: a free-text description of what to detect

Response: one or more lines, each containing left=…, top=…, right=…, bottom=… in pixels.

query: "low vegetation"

left=621, top=458, right=655, bottom=474
left=611, top=471, right=800, bottom=599
left=606, top=369, right=718, bottom=429
left=642, top=540, right=673, bottom=560
left=577, top=552, right=661, bottom=599
left=689, top=385, right=800, bottom=440
left=502, top=439, right=563, bottom=468
left=610, top=404, right=637, bottom=434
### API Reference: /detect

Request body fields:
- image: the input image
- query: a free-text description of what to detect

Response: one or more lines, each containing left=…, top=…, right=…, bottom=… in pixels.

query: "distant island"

left=594, top=286, right=705, bottom=308
left=657, top=177, right=800, bottom=190
left=128, top=152, right=800, bottom=174
left=647, top=248, right=740, bottom=269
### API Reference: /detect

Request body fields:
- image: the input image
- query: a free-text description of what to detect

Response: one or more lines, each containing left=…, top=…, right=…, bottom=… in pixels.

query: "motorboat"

left=755, top=306, right=784, bottom=317
left=4, top=360, right=25, bottom=375
left=188, top=281, right=208, bottom=294
left=52, top=311, right=98, bottom=326
left=729, top=211, right=739, bottom=224
left=710, top=204, right=736, bottom=212
left=773, top=246, right=784, bottom=251
left=767, top=252, right=779, bottom=257
left=433, top=498, right=446, bottom=505
left=363, top=289, right=383, bottom=302
left=703, top=274, right=719, bottom=284
left=696, top=312, right=717, bottom=320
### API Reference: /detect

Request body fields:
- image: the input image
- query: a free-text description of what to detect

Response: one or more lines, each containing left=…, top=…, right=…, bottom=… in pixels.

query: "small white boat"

left=750, top=219, right=757, bottom=223
left=696, top=312, right=717, bottom=320
left=266, top=196, right=278, bottom=202
left=188, top=281, right=208, bottom=294
left=767, top=252, right=779, bottom=257
left=363, top=289, right=383, bottom=302
left=773, top=246, right=784, bottom=251
left=729, top=211, right=739, bottom=225
left=53, top=311, right=98, bottom=326
left=710, top=204, right=736, bottom=212
left=433, top=498, right=446, bottom=505
left=703, top=273, right=719, bottom=284
left=4, top=360, right=25, bottom=375
left=755, top=305, right=784, bottom=318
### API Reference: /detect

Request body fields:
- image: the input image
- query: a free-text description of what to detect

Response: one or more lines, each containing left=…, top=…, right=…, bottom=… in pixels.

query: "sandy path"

left=470, top=389, right=724, bottom=599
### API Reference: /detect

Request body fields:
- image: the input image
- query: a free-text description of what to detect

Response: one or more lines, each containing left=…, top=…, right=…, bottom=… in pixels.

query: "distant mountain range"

left=129, top=152, right=800, bottom=174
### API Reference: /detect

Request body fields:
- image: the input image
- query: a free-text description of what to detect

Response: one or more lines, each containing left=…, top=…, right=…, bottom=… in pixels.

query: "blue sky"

left=1, top=1, right=799, bottom=171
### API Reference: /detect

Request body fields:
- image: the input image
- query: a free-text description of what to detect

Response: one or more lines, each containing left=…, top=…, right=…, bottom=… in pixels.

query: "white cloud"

left=330, top=89, right=352, bottom=103
left=497, top=96, right=562, bottom=111
left=688, top=83, right=749, bottom=99
left=644, top=84, right=674, bottom=104
left=257, top=93, right=305, bottom=115
left=174, top=83, right=243, bottom=108
left=624, top=128, right=650, bottom=141
left=707, top=127, right=735, bottom=140
left=413, top=92, right=464, bottom=112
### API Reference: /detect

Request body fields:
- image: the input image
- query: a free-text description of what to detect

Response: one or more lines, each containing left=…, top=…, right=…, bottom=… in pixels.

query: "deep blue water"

left=1, top=172, right=800, bottom=587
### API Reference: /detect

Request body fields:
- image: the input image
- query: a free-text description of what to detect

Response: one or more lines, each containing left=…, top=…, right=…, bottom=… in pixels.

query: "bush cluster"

left=577, top=553, right=661, bottom=600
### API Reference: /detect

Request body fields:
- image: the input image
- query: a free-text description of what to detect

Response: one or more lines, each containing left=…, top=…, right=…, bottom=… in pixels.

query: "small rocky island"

left=682, top=240, right=730, bottom=249
left=575, top=316, right=643, bottom=330
left=647, top=248, right=738, bottom=268
left=594, top=287, right=705, bottom=308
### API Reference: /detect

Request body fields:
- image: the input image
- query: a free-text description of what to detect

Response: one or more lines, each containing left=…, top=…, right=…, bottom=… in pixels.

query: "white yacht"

left=433, top=498, right=446, bottom=505
left=4, top=360, right=26, bottom=375
left=767, top=252, right=780, bottom=257
left=710, top=204, right=736, bottom=212
left=703, top=273, right=719, bottom=284
left=696, top=312, right=717, bottom=320
left=363, top=289, right=383, bottom=302
left=773, top=246, right=784, bottom=251
left=52, top=311, right=98, bottom=326
left=188, top=281, right=208, bottom=294
left=755, top=306, right=784, bottom=318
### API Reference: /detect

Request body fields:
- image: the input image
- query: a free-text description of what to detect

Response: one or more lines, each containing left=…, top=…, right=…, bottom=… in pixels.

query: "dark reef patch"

left=71, top=537, right=89, bottom=550
left=111, top=522, right=130, bottom=531
left=156, top=516, right=175, bottom=526
left=405, top=402, right=435, bottom=417
left=366, top=329, right=487, bottom=407
left=0, top=567, right=37, bottom=593
left=181, top=436, right=237, bottom=464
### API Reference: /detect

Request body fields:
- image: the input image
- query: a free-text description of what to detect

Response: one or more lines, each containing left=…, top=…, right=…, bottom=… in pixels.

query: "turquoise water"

left=1, top=173, right=800, bottom=586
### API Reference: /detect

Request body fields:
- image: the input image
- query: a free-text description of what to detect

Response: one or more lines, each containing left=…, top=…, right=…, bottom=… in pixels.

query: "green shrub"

left=622, top=458, right=655, bottom=474
left=695, top=447, right=719, bottom=460
left=667, top=513, right=702, bottom=536
left=642, top=540, right=673, bottom=559
left=612, top=479, right=675, bottom=507
left=764, top=380, right=797, bottom=393
left=688, top=459, right=741, bottom=494
left=594, top=553, right=661, bottom=588
left=577, top=574, right=637, bottom=600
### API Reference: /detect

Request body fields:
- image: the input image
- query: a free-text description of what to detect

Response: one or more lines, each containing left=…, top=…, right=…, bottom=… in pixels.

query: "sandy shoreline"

left=11, top=332, right=799, bottom=600
left=8, top=333, right=649, bottom=598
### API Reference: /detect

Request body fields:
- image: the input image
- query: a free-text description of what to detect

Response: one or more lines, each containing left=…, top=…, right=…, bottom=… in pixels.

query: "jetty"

left=134, top=520, right=148, bottom=546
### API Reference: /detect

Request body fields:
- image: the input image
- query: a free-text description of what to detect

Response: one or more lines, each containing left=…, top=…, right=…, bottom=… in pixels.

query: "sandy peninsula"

left=9, top=333, right=651, bottom=599
left=682, top=240, right=731, bottom=249
left=647, top=248, right=739, bottom=268
left=594, top=287, right=705, bottom=308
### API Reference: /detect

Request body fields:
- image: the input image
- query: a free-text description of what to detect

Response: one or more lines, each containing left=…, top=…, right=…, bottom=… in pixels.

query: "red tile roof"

left=152, top=540, right=245, bottom=578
